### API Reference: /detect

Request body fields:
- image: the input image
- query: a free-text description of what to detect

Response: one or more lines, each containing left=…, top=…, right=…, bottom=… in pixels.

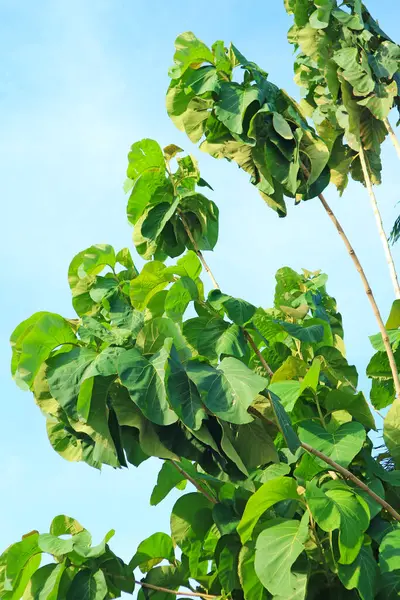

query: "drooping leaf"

left=150, top=461, right=187, bottom=506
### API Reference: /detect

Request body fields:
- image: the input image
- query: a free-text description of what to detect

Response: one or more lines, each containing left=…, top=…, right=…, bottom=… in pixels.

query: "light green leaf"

left=130, top=533, right=175, bottom=573
left=273, top=112, right=294, bottom=139
left=215, top=83, right=263, bottom=134
left=254, top=513, right=309, bottom=597
left=238, top=476, right=301, bottom=543
left=268, top=381, right=301, bottom=412
left=25, top=563, right=66, bottom=600
left=238, top=544, right=268, bottom=600
left=298, top=420, right=366, bottom=468
left=150, top=461, right=186, bottom=506
left=380, top=529, right=400, bottom=574
left=127, top=172, right=173, bottom=226
left=117, top=345, right=179, bottom=426
left=136, top=316, right=190, bottom=360
left=127, top=139, right=165, bottom=182
left=384, top=399, right=400, bottom=468
left=386, top=300, right=400, bottom=330
left=325, top=389, right=375, bottom=430
left=165, top=277, right=198, bottom=321
left=216, top=324, right=247, bottom=359
left=187, top=357, right=267, bottom=424
left=169, top=32, right=214, bottom=79
left=0, top=532, right=40, bottom=594
left=130, top=262, right=174, bottom=311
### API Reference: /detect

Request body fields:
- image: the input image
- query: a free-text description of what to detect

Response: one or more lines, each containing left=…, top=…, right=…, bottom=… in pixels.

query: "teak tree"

left=2, top=2, right=400, bottom=599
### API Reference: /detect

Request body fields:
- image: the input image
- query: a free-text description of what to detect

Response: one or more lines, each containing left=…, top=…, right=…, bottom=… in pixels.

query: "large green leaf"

left=306, top=481, right=370, bottom=564
left=254, top=513, right=309, bottom=597
left=66, top=569, right=107, bottom=600
left=130, top=262, right=174, bottom=311
left=215, top=83, right=263, bottom=134
left=338, top=542, right=377, bottom=600
left=117, top=345, right=179, bottom=426
left=238, top=544, right=268, bottom=600
left=187, top=357, right=266, bottom=424
left=26, top=563, right=66, bottom=600
left=127, top=139, right=165, bottom=182
left=378, top=530, right=400, bottom=599
left=325, top=389, right=375, bottom=430
left=170, top=493, right=214, bottom=554
left=208, top=290, right=256, bottom=325
left=298, top=420, right=366, bottom=468
left=165, top=346, right=205, bottom=430
left=150, top=461, right=186, bottom=506
left=136, top=317, right=190, bottom=361
left=268, top=391, right=301, bottom=453
left=238, top=476, right=301, bottom=543
left=165, top=277, right=199, bottom=321
left=169, top=32, right=214, bottom=79
left=183, top=316, right=229, bottom=362
left=11, top=313, right=76, bottom=390
left=130, top=533, right=174, bottom=573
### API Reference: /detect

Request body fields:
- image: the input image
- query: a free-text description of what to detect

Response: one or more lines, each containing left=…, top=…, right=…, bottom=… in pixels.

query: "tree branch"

left=384, top=118, right=400, bottom=161
left=359, top=144, right=400, bottom=299
left=301, top=442, right=400, bottom=522
left=169, top=460, right=217, bottom=505
left=136, top=580, right=220, bottom=599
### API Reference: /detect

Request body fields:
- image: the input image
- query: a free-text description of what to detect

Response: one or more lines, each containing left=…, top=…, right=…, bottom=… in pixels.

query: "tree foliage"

left=3, top=2, right=400, bottom=599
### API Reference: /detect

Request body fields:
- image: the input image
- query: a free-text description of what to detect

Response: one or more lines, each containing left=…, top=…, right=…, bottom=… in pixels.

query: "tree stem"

left=301, top=442, right=400, bottom=522
left=359, top=144, right=400, bottom=299
left=317, top=191, right=400, bottom=399
left=135, top=581, right=219, bottom=599
left=169, top=460, right=217, bottom=505
left=384, top=118, right=400, bottom=161
left=243, top=329, right=274, bottom=377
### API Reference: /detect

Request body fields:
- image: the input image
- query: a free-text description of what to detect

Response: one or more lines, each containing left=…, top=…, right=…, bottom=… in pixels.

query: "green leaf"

left=118, top=345, right=179, bottom=426
left=170, top=493, right=214, bottom=554
left=66, top=569, right=107, bottom=600
left=268, top=391, right=301, bottom=453
left=136, top=317, right=190, bottom=360
left=379, top=529, right=400, bottom=599
left=333, top=48, right=375, bottom=97
left=298, top=420, right=366, bottom=468
left=208, top=290, right=256, bottom=325
left=130, top=533, right=175, bottom=573
left=165, top=346, right=206, bottom=430
left=273, top=112, right=294, bottom=139
left=165, top=277, right=199, bottom=321
left=278, top=320, right=324, bottom=343
left=216, top=324, right=247, bottom=359
left=0, top=532, right=40, bottom=594
left=384, top=399, right=400, bottom=468
left=386, top=300, right=400, bottom=329
left=325, top=389, right=375, bottom=430
left=183, top=316, right=229, bottom=362
left=306, top=481, right=370, bottom=564
left=142, top=199, right=180, bottom=241
left=150, top=461, right=186, bottom=506
left=254, top=513, right=309, bottom=597
left=268, top=381, right=302, bottom=412
left=127, top=172, right=173, bottom=226
left=127, top=139, right=165, bottom=182
left=26, top=563, right=66, bottom=600
left=169, top=32, right=214, bottom=79
left=238, top=544, right=268, bottom=600
left=187, top=357, right=267, bottom=424
left=215, top=535, right=241, bottom=593
left=11, top=313, right=76, bottom=390
left=238, top=476, right=301, bottom=543
left=338, top=543, right=377, bottom=600
left=130, top=262, right=174, bottom=311
left=215, top=83, right=263, bottom=134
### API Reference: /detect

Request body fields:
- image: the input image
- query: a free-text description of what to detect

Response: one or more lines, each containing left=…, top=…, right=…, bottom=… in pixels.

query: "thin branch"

left=243, top=329, right=274, bottom=377
left=301, top=442, right=400, bottom=522
left=136, top=581, right=219, bottom=599
left=169, top=460, right=217, bottom=505
left=317, top=191, right=400, bottom=399
left=385, top=118, right=400, bottom=161
left=359, top=144, right=400, bottom=299
left=178, top=210, right=220, bottom=290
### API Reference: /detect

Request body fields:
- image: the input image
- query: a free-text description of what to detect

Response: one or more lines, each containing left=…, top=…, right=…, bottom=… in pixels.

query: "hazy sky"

left=1, top=0, right=400, bottom=591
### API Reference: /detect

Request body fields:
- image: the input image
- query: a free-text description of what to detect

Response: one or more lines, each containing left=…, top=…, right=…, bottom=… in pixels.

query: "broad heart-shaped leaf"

left=325, top=389, right=375, bottom=430
left=186, top=357, right=267, bottom=424
left=215, top=82, right=263, bottom=135
left=298, top=420, right=366, bottom=468
left=216, top=324, right=247, bottom=359
left=127, top=138, right=165, bottom=182
left=130, top=261, right=174, bottom=311
left=130, top=532, right=175, bottom=573
left=384, top=399, right=400, bottom=468
left=136, top=317, right=190, bottom=362
left=11, top=312, right=77, bottom=390
left=117, top=344, right=179, bottom=426
left=127, top=171, right=173, bottom=226
left=338, top=542, right=378, bottom=600
left=169, top=31, right=215, bottom=79
left=238, top=476, right=301, bottom=543
left=277, top=320, right=324, bottom=343
left=66, top=569, right=107, bottom=600
left=208, top=290, right=256, bottom=325
left=150, top=461, right=186, bottom=506
left=305, top=481, right=370, bottom=565
left=183, top=316, right=230, bottom=362
left=170, top=492, right=214, bottom=554
left=268, top=380, right=301, bottom=412
left=165, top=277, right=199, bottom=321
left=165, top=345, right=206, bottom=430
left=254, top=512, right=309, bottom=598
left=215, top=534, right=242, bottom=593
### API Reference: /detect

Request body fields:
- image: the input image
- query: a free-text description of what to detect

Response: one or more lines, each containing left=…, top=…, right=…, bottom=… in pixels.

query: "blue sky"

left=1, top=0, right=400, bottom=589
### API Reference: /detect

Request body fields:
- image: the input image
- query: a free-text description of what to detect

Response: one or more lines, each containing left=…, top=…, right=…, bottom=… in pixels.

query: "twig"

left=243, top=329, right=274, bottom=377
left=359, top=144, right=400, bottom=299
left=385, top=118, right=400, bottom=161
left=301, top=442, right=400, bottom=522
left=317, top=191, right=400, bottom=399
left=169, top=460, right=217, bottom=505
left=136, top=581, right=219, bottom=599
